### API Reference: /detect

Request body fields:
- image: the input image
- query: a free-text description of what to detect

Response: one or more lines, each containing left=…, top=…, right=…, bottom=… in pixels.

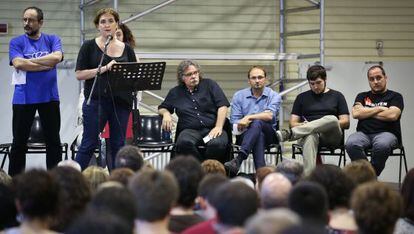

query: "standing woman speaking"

left=75, top=8, right=137, bottom=170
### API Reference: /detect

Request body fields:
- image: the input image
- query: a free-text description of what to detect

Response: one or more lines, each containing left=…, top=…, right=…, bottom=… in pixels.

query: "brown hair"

left=201, top=159, right=226, bottom=176
left=343, top=159, right=377, bottom=185
left=93, top=8, right=120, bottom=27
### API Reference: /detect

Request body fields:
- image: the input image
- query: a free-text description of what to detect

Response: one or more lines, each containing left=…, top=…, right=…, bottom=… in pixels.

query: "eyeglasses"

left=249, top=75, right=265, bottom=80
left=183, top=70, right=199, bottom=78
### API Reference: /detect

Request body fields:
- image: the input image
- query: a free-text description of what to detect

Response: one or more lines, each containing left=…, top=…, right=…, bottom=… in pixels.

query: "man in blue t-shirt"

left=8, top=6, right=63, bottom=176
left=345, top=66, right=404, bottom=176
left=276, top=65, right=350, bottom=175
left=224, top=66, right=281, bottom=174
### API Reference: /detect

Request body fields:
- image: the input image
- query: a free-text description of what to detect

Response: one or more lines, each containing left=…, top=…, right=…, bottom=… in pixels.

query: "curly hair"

left=93, top=8, right=119, bottom=27
left=176, top=60, right=202, bottom=86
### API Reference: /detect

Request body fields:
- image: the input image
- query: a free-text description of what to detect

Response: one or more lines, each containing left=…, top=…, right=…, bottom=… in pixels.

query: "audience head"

left=115, top=23, right=136, bottom=48
left=0, top=183, right=18, bottom=230
left=260, top=173, right=292, bottom=209
left=115, top=145, right=144, bottom=171
left=211, top=181, right=258, bottom=227
left=245, top=208, right=300, bottom=234
left=275, top=160, right=304, bottom=185
left=351, top=181, right=402, bottom=234
left=108, top=167, right=135, bottom=186
left=197, top=173, right=229, bottom=219
left=88, top=185, right=136, bottom=232
left=82, top=166, right=108, bottom=193
left=343, top=159, right=377, bottom=185
left=128, top=169, right=179, bottom=222
left=201, top=159, right=226, bottom=175
left=165, top=156, right=204, bottom=208
left=50, top=166, right=91, bottom=231
left=67, top=211, right=130, bottom=234
left=0, top=169, right=12, bottom=186
left=401, top=168, right=414, bottom=221
left=255, top=166, right=275, bottom=191
left=307, top=164, right=355, bottom=209
left=288, top=181, right=328, bottom=226
left=231, top=176, right=255, bottom=189
left=13, top=169, right=60, bottom=220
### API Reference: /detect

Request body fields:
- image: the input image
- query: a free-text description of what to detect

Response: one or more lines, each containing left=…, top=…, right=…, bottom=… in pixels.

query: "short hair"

left=82, top=166, right=109, bottom=193
left=201, top=159, right=226, bottom=175
left=212, top=182, right=258, bottom=226
left=128, top=169, right=179, bottom=222
left=306, top=65, right=326, bottom=81
left=245, top=208, right=300, bottom=234
left=367, top=65, right=386, bottom=77
left=108, top=167, right=135, bottom=186
left=67, top=211, right=131, bottom=234
left=118, top=23, right=136, bottom=48
left=351, top=182, right=402, bottom=234
left=275, top=160, right=304, bottom=185
left=288, top=181, right=328, bottom=225
left=255, top=166, right=276, bottom=191
left=198, top=173, right=228, bottom=202
left=165, top=156, right=204, bottom=208
left=93, top=8, right=120, bottom=27
left=0, top=183, right=18, bottom=230
left=176, top=60, right=203, bottom=86
left=23, top=6, right=44, bottom=21
left=50, top=166, right=91, bottom=231
left=400, top=168, right=414, bottom=221
left=307, top=164, right=355, bottom=209
left=247, top=66, right=267, bottom=79
left=13, top=169, right=60, bottom=219
left=260, top=173, right=292, bottom=209
left=342, top=159, right=377, bottom=185
left=115, top=145, right=144, bottom=171
left=88, top=186, right=136, bottom=232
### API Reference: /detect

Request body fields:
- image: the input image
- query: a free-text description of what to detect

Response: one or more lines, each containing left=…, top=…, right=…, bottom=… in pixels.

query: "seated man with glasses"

left=158, top=60, right=230, bottom=162
left=224, top=66, right=281, bottom=174
left=276, top=65, right=350, bottom=175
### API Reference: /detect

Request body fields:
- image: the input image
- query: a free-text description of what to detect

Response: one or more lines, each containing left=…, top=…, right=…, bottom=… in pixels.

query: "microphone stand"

left=86, top=36, right=112, bottom=167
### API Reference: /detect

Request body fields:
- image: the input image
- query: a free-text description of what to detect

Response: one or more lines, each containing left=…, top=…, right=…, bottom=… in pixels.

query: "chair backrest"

left=28, top=116, right=45, bottom=144
left=135, top=115, right=172, bottom=145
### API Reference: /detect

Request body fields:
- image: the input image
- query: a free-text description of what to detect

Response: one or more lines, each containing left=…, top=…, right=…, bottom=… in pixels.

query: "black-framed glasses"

left=183, top=70, right=199, bottom=78
left=249, top=75, right=265, bottom=80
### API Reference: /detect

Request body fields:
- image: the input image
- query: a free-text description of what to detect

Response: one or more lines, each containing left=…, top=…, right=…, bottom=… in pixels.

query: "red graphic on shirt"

left=364, top=97, right=372, bottom=106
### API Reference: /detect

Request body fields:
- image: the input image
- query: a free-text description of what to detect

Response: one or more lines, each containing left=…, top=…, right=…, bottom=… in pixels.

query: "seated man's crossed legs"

left=276, top=115, right=342, bottom=174
left=225, top=120, right=277, bottom=174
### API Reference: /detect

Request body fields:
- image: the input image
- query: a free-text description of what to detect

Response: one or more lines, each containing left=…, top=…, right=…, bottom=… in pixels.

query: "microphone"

left=104, top=35, right=113, bottom=47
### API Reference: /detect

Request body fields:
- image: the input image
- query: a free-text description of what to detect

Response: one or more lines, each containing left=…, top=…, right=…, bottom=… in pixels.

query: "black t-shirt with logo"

left=354, top=90, right=404, bottom=141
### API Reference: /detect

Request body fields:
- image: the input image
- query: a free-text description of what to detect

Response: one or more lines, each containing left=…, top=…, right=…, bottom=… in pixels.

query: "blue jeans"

left=75, top=98, right=130, bottom=170
left=238, top=120, right=277, bottom=169
left=345, top=131, right=398, bottom=176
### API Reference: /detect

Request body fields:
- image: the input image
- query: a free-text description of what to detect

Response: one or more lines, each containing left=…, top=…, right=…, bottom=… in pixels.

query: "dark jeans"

left=75, top=98, right=130, bottom=170
left=175, top=128, right=228, bottom=163
left=9, top=101, right=61, bottom=176
left=238, top=120, right=277, bottom=169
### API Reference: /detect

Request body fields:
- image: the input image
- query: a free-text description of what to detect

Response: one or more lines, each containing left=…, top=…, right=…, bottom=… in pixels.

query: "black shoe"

left=224, top=158, right=241, bottom=175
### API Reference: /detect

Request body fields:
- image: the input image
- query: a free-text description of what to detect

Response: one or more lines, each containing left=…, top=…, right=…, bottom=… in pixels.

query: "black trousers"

left=9, top=101, right=62, bottom=176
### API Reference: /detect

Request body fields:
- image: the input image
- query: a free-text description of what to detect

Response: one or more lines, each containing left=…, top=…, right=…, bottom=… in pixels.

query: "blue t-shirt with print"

left=9, top=33, right=63, bottom=104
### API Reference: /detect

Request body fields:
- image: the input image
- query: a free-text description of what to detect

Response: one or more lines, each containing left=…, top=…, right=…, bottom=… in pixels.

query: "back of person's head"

left=58, top=159, right=81, bottom=171
left=260, top=173, right=292, bottom=209
left=67, top=211, right=131, bottom=234
left=401, top=168, right=414, bottom=221
left=88, top=185, right=136, bottom=231
left=50, top=166, right=91, bottom=231
left=115, top=145, right=144, bottom=171
left=275, top=160, right=304, bottom=185
left=211, top=181, right=258, bottom=227
left=165, top=156, right=204, bottom=208
left=0, top=183, right=18, bottom=230
left=343, top=159, right=377, bottom=185
left=82, top=166, right=108, bottom=193
left=306, top=65, right=326, bottom=81
left=307, top=164, right=355, bottom=209
left=255, top=166, right=276, bottom=191
left=0, top=169, right=12, bottom=186
left=108, top=167, right=135, bottom=186
left=198, top=173, right=229, bottom=202
left=288, top=181, right=328, bottom=226
left=13, top=169, right=60, bottom=219
left=201, top=159, right=226, bottom=175
left=245, top=208, right=300, bottom=234
left=351, top=181, right=402, bottom=234
left=128, top=169, right=179, bottom=222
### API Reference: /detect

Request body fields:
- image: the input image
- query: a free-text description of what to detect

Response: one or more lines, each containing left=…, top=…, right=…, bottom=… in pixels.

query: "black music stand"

left=108, top=61, right=166, bottom=147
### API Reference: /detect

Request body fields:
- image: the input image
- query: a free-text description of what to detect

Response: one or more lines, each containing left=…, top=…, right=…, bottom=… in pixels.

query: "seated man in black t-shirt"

left=158, top=60, right=230, bottom=162
left=345, top=65, right=404, bottom=176
left=276, top=65, right=350, bottom=175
